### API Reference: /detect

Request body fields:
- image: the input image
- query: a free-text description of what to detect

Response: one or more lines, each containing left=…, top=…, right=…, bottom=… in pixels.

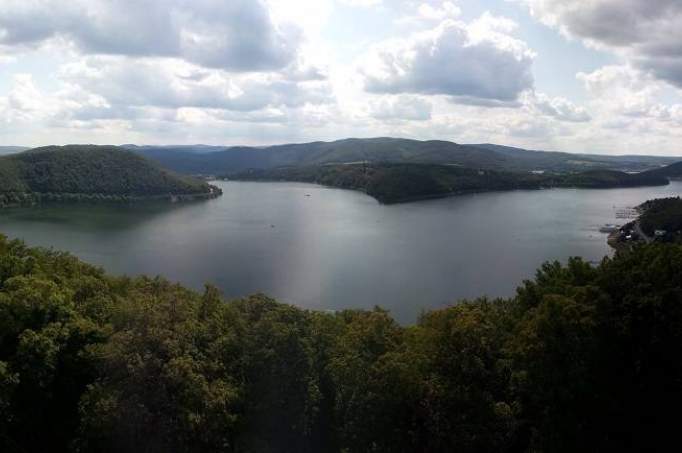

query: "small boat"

left=599, top=224, right=620, bottom=233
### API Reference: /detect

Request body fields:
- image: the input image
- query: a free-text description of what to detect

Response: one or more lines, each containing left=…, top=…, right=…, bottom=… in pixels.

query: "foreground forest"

left=229, top=163, right=669, bottom=203
left=1, top=235, right=680, bottom=452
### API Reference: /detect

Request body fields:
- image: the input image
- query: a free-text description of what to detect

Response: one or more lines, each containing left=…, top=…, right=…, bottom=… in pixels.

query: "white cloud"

left=0, top=74, right=58, bottom=123
left=57, top=57, right=334, bottom=115
left=369, top=95, right=432, bottom=121
left=0, top=0, right=301, bottom=72
left=577, top=65, right=682, bottom=123
left=417, top=2, right=461, bottom=21
left=395, top=1, right=461, bottom=26
left=361, top=15, right=535, bottom=105
left=0, top=55, right=338, bottom=146
left=527, top=92, right=591, bottom=122
left=338, top=0, right=382, bottom=7
left=520, top=0, right=682, bottom=88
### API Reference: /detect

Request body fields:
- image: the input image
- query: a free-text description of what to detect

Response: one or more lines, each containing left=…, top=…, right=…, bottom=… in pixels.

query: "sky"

left=0, top=0, right=681, bottom=155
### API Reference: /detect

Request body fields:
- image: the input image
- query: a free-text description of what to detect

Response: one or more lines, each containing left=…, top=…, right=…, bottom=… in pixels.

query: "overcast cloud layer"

left=0, top=0, right=681, bottom=154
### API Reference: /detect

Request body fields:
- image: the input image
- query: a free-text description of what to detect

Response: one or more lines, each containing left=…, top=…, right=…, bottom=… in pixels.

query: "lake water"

left=1, top=180, right=681, bottom=323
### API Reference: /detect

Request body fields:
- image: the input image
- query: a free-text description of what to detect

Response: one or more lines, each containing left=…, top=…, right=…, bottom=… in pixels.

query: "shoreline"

left=0, top=184, right=223, bottom=209
left=606, top=215, right=652, bottom=251
left=227, top=176, right=669, bottom=206
left=607, top=229, right=630, bottom=251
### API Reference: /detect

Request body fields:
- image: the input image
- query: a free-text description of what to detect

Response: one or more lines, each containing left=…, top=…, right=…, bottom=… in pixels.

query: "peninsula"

left=227, top=162, right=671, bottom=204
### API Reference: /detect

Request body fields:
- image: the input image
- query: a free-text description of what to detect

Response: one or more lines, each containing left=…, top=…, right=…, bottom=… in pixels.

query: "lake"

left=1, top=180, right=680, bottom=323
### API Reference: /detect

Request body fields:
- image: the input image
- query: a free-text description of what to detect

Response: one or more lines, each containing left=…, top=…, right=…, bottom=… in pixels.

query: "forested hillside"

left=639, top=197, right=682, bottom=238
left=131, top=138, right=511, bottom=174
left=552, top=169, right=669, bottom=188
left=130, top=138, right=680, bottom=176
left=229, top=163, right=669, bottom=204
left=471, top=143, right=679, bottom=172
left=0, top=146, right=219, bottom=207
left=643, top=160, right=682, bottom=179
left=0, top=235, right=680, bottom=452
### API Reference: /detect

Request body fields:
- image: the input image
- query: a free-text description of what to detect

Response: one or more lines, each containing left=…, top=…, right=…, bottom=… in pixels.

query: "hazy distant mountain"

left=130, top=138, right=514, bottom=175
left=128, top=138, right=681, bottom=175
left=468, top=143, right=679, bottom=172
left=123, top=144, right=231, bottom=154
left=0, top=146, right=29, bottom=155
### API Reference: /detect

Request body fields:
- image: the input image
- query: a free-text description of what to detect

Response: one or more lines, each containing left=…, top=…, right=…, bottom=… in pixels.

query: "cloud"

left=395, top=2, right=462, bottom=27
left=0, top=0, right=300, bottom=72
left=520, top=0, right=682, bottom=88
left=527, top=92, right=591, bottom=122
left=0, top=66, right=343, bottom=147
left=577, top=65, right=682, bottom=123
left=57, top=57, right=334, bottom=116
left=1, top=0, right=679, bottom=155
left=338, top=0, right=382, bottom=7
left=417, top=2, right=461, bottom=21
left=0, top=54, right=336, bottom=137
left=0, top=74, right=60, bottom=123
left=361, top=15, right=535, bottom=105
left=369, top=95, right=432, bottom=121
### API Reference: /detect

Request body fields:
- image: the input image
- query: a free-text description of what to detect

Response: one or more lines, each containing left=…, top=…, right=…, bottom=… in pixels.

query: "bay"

left=1, top=180, right=680, bottom=323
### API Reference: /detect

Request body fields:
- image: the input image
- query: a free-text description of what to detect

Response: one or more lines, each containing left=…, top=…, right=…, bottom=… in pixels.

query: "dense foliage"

left=552, top=169, right=668, bottom=188
left=1, top=235, right=681, bottom=452
left=229, top=164, right=669, bottom=203
left=639, top=197, right=682, bottom=237
left=0, top=146, right=217, bottom=207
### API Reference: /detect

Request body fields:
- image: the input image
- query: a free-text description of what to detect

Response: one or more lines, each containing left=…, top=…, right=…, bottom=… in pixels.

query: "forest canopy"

left=639, top=197, right=682, bottom=237
left=1, top=235, right=681, bottom=452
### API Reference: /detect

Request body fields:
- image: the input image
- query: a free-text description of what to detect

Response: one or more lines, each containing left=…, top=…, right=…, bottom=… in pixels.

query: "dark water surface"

left=1, top=180, right=680, bottom=322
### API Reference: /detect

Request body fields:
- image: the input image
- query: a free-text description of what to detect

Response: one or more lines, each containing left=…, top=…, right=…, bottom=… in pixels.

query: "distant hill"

left=642, top=161, right=682, bottom=179
left=0, top=146, right=29, bottom=155
left=469, top=143, right=679, bottom=172
left=123, top=144, right=232, bottom=155
left=129, top=138, right=680, bottom=176
left=0, top=145, right=219, bottom=207
left=130, top=138, right=512, bottom=174
left=229, top=163, right=670, bottom=204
